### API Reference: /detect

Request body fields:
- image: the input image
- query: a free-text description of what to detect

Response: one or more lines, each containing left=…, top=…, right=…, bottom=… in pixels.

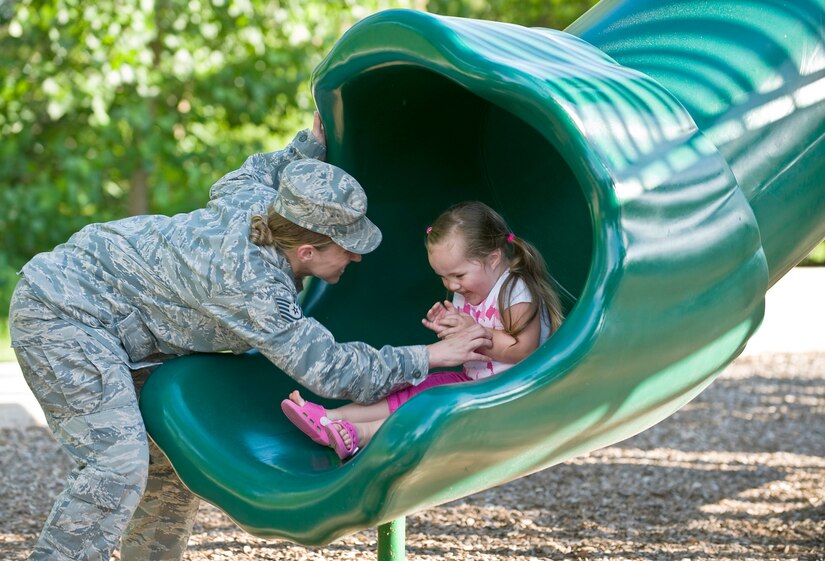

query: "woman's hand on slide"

left=311, top=111, right=326, bottom=147
left=426, top=324, right=492, bottom=367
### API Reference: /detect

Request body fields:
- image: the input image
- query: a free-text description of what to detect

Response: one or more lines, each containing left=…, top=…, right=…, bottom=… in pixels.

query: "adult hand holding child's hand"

left=426, top=323, right=492, bottom=367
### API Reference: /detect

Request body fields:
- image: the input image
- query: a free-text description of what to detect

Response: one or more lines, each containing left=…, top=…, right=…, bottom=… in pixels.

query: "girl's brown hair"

left=425, top=201, right=564, bottom=341
left=250, top=204, right=334, bottom=251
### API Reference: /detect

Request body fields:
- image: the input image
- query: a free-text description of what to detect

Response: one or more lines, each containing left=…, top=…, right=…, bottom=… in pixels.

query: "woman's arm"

left=212, top=281, right=491, bottom=404
left=209, top=112, right=327, bottom=200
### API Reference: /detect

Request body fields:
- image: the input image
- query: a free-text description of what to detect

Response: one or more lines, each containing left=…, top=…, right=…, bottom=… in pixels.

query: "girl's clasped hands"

left=423, top=300, right=486, bottom=340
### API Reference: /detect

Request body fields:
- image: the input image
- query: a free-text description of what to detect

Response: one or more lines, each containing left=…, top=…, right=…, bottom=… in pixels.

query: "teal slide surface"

left=140, top=0, right=825, bottom=544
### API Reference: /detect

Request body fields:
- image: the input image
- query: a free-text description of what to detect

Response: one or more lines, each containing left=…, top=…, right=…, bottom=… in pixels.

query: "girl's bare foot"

left=330, top=421, right=359, bottom=449
left=329, top=419, right=384, bottom=449
left=288, top=390, right=342, bottom=421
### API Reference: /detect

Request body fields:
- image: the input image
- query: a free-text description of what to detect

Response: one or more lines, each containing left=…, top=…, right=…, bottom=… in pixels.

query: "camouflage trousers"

left=9, top=280, right=201, bottom=561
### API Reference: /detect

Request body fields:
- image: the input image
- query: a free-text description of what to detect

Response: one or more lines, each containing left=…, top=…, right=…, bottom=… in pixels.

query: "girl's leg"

left=330, top=371, right=473, bottom=450
left=385, top=370, right=471, bottom=413
left=328, top=400, right=390, bottom=423
left=292, top=371, right=471, bottom=452
left=288, top=390, right=390, bottom=423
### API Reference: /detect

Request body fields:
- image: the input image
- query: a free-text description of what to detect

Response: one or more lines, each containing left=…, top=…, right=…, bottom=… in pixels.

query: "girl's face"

left=427, top=234, right=504, bottom=305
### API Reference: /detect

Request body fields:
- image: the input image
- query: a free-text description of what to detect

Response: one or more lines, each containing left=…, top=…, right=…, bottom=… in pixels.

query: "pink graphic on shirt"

left=463, top=302, right=481, bottom=322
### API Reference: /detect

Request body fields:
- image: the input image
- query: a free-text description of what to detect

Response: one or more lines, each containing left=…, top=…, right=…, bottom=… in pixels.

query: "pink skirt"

left=386, top=370, right=472, bottom=413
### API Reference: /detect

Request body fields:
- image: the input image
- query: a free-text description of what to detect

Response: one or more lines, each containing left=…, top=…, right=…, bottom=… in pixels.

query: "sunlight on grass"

left=0, top=318, right=15, bottom=362
left=801, top=240, right=825, bottom=265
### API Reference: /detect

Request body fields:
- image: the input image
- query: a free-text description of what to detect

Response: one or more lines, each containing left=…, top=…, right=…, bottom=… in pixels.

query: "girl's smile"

left=427, top=234, right=507, bottom=305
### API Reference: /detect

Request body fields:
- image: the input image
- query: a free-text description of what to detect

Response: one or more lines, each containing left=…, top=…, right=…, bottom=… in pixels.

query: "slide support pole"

left=377, top=517, right=406, bottom=561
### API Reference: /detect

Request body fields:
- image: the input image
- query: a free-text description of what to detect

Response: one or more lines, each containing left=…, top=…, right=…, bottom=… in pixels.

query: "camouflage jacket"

left=13, top=131, right=428, bottom=403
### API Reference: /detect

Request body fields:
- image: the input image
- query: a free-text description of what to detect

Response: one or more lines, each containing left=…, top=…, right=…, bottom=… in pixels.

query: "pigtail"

left=500, top=237, right=564, bottom=339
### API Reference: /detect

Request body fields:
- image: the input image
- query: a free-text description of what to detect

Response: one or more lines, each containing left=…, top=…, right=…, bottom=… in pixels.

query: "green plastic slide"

left=140, top=0, right=825, bottom=545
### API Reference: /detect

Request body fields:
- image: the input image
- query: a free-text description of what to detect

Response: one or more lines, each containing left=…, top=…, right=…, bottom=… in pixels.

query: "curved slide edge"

left=141, top=9, right=787, bottom=544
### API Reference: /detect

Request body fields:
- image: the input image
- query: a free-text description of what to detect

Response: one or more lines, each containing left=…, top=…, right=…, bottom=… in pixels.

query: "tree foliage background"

left=0, top=0, right=600, bottom=320
left=1, top=0, right=821, bottom=326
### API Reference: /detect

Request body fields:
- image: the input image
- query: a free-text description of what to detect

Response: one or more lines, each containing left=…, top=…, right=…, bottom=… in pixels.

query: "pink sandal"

left=281, top=398, right=331, bottom=446
left=325, top=420, right=360, bottom=460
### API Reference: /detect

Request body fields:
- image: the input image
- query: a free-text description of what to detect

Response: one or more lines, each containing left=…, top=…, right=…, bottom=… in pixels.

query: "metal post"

left=377, top=517, right=406, bottom=561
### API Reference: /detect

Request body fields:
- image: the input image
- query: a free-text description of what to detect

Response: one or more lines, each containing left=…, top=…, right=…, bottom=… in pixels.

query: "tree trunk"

left=128, top=166, right=149, bottom=216
left=128, top=0, right=164, bottom=217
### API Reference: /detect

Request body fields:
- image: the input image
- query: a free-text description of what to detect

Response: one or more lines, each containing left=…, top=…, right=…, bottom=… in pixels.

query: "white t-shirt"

left=453, top=269, right=551, bottom=380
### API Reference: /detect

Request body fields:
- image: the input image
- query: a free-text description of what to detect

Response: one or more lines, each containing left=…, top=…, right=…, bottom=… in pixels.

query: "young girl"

left=282, top=200, right=564, bottom=460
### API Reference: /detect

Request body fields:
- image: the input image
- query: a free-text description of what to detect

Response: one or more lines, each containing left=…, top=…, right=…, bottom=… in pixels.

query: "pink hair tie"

left=507, top=232, right=516, bottom=243
left=426, top=226, right=433, bottom=234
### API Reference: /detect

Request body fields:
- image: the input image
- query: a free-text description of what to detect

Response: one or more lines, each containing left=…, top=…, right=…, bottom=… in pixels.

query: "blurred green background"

left=0, top=0, right=821, bottom=360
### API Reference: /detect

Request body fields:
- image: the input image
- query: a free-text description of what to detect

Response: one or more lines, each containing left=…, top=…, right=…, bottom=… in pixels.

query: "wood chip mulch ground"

left=2, top=352, right=823, bottom=560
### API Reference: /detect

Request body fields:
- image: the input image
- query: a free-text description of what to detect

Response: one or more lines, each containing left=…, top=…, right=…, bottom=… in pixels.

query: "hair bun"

left=250, top=215, right=275, bottom=246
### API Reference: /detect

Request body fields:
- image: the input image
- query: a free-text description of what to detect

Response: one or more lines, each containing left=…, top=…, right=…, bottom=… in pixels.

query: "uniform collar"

left=259, top=244, right=304, bottom=292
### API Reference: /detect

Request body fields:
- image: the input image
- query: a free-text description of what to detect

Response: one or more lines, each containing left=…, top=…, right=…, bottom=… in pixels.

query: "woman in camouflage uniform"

left=8, top=113, right=492, bottom=561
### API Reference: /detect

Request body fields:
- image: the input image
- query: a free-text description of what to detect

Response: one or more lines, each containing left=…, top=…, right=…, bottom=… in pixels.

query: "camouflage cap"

left=273, top=159, right=382, bottom=254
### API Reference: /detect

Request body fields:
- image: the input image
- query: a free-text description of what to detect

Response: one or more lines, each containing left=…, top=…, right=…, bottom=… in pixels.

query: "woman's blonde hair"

left=425, top=201, right=564, bottom=341
left=250, top=204, right=334, bottom=251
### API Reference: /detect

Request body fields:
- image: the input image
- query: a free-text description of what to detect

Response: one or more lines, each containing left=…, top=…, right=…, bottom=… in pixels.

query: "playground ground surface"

left=1, top=269, right=823, bottom=560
